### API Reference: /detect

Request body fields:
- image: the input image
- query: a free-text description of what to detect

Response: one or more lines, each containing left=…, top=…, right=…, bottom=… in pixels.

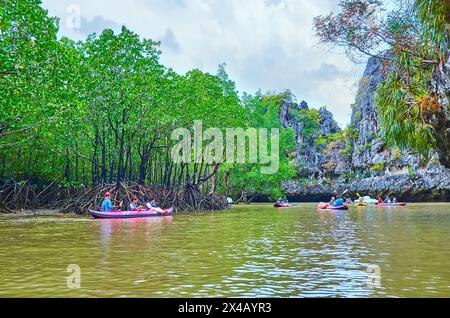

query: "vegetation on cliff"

left=314, top=0, right=450, bottom=166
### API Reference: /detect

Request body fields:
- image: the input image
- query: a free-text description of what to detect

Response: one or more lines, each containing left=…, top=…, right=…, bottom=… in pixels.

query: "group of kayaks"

left=273, top=201, right=406, bottom=211
left=317, top=201, right=407, bottom=210
left=272, top=189, right=408, bottom=211
left=355, top=202, right=406, bottom=207
left=90, top=198, right=406, bottom=218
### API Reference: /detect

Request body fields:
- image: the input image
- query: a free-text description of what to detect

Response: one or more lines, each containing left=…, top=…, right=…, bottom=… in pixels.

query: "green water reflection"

left=0, top=203, right=449, bottom=297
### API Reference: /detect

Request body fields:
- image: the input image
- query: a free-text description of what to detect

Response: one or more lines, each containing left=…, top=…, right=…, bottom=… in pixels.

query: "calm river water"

left=0, top=203, right=449, bottom=297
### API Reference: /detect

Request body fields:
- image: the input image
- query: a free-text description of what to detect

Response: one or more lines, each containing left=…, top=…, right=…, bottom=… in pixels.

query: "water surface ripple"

left=0, top=203, right=449, bottom=297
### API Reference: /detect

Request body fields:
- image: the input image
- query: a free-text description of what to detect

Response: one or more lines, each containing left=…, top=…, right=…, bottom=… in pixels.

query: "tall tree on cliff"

left=313, top=0, right=450, bottom=167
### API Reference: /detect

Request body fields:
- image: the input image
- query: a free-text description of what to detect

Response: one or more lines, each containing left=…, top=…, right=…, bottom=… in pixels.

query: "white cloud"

left=42, top=0, right=367, bottom=127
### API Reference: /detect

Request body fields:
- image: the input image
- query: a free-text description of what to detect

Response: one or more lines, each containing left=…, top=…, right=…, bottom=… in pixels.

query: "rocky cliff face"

left=281, top=56, right=450, bottom=201
left=350, top=57, right=423, bottom=176
left=279, top=98, right=308, bottom=144
left=279, top=97, right=349, bottom=181
left=318, top=107, right=340, bottom=135
left=350, top=56, right=384, bottom=169
left=430, top=56, right=450, bottom=167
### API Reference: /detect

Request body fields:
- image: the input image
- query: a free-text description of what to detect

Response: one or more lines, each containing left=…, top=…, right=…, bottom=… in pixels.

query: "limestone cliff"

left=430, top=56, right=450, bottom=167
left=279, top=96, right=349, bottom=181
left=281, top=56, right=450, bottom=201
left=350, top=56, right=422, bottom=176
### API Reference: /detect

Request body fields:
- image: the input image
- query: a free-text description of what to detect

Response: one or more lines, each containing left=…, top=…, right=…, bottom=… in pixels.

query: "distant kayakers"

left=274, top=196, right=289, bottom=208
left=392, top=197, right=398, bottom=203
left=383, top=195, right=391, bottom=203
left=377, top=196, right=383, bottom=204
left=101, top=192, right=114, bottom=212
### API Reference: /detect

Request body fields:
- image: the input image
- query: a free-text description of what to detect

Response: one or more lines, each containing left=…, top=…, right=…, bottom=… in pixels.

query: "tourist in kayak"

left=383, top=195, right=391, bottom=203
left=329, top=196, right=336, bottom=206
left=329, top=196, right=344, bottom=206
left=282, top=197, right=289, bottom=204
left=101, top=192, right=114, bottom=212
left=377, top=196, right=383, bottom=204
left=392, top=197, right=398, bottom=203
left=145, top=197, right=165, bottom=213
left=129, top=197, right=143, bottom=211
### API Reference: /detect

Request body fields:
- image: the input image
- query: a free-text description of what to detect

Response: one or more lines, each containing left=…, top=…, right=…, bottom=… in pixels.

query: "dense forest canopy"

left=0, top=0, right=298, bottom=208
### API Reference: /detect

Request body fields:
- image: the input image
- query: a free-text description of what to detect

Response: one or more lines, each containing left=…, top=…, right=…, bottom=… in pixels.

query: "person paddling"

left=101, top=192, right=114, bottom=212
left=329, top=196, right=344, bottom=206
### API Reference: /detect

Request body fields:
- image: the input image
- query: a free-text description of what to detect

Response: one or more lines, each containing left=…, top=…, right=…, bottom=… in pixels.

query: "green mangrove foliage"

left=0, top=0, right=299, bottom=203
left=219, top=92, right=297, bottom=201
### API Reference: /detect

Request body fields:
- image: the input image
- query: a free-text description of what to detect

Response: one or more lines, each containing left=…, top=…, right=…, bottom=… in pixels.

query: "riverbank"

left=2, top=170, right=449, bottom=215
left=5, top=199, right=450, bottom=216
left=0, top=181, right=228, bottom=214
left=283, top=170, right=450, bottom=202
left=5, top=209, right=63, bottom=216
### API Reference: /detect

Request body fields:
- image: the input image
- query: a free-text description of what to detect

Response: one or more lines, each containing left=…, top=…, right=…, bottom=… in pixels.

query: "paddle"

left=338, top=189, right=348, bottom=199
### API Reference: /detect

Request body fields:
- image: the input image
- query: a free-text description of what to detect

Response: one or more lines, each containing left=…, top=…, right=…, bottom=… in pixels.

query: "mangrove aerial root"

left=0, top=179, right=228, bottom=214
left=56, top=182, right=228, bottom=214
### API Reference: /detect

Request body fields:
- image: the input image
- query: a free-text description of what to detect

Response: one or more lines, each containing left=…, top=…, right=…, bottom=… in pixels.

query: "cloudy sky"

left=41, top=0, right=367, bottom=127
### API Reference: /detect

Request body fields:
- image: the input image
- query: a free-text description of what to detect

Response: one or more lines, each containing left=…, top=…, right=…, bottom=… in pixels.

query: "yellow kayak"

left=355, top=202, right=368, bottom=207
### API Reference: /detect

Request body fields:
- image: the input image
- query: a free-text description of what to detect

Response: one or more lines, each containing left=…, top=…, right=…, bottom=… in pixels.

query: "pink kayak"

left=274, top=202, right=290, bottom=208
left=317, top=202, right=349, bottom=210
left=89, top=207, right=174, bottom=219
left=375, top=202, right=407, bottom=206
